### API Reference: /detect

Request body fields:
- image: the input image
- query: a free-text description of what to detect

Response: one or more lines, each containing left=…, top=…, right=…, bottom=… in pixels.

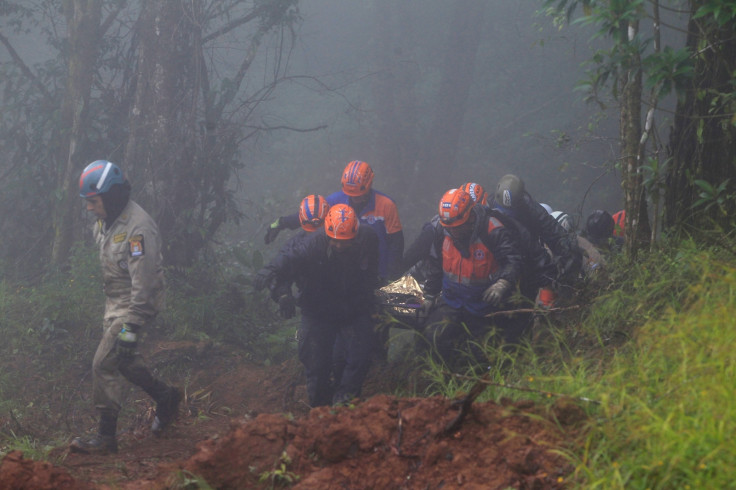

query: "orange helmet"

left=341, top=160, right=374, bottom=197
left=299, top=195, right=330, bottom=232
left=438, top=188, right=474, bottom=227
left=324, top=203, right=359, bottom=239
left=459, top=182, right=488, bottom=206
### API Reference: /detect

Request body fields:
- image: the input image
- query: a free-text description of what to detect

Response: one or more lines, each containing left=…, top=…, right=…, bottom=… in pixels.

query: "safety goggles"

left=302, top=218, right=324, bottom=228
left=440, top=211, right=471, bottom=227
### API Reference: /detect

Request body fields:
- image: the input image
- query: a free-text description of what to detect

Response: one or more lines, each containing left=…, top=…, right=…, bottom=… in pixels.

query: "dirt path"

left=0, top=341, right=580, bottom=489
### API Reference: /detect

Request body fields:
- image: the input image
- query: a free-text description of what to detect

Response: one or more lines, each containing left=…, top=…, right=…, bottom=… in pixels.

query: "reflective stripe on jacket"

left=441, top=217, right=502, bottom=286
left=439, top=213, right=520, bottom=316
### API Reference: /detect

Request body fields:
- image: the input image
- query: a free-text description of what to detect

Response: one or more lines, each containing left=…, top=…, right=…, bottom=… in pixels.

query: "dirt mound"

left=0, top=451, right=92, bottom=490
left=174, top=394, right=572, bottom=489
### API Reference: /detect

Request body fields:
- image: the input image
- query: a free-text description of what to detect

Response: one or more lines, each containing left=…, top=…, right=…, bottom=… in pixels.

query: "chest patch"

left=129, top=235, right=145, bottom=257
left=474, top=249, right=485, bottom=260
left=113, top=233, right=127, bottom=243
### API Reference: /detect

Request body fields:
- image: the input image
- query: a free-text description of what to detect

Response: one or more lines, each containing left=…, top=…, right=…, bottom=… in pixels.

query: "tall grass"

left=423, top=239, right=736, bottom=488
left=567, top=245, right=736, bottom=489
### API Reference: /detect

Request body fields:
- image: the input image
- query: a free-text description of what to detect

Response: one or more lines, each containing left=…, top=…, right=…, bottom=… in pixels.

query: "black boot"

left=70, top=411, right=118, bottom=455
left=151, top=386, right=183, bottom=435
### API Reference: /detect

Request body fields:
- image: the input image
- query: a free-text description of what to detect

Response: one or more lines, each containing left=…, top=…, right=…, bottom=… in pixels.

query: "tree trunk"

left=123, top=0, right=200, bottom=265
left=665, top=5, right=736, bottom=231
left=371, top=0, right=420, bottom=204
left=417, top=0, right=487, bottom=202
left=620, top=19, right=650, bottom=258
left=122, top=1, right=296, bottom=266
left=50, top=0, right=102, bottom=267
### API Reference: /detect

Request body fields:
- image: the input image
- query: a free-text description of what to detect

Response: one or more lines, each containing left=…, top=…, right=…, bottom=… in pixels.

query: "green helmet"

left=495, top=174, right=525, bottom=209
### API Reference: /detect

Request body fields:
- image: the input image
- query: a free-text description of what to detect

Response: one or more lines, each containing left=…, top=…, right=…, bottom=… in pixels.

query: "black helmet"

left=495, top=174, right=525, bottom=209
left=586, top=210, right=614, bottom=242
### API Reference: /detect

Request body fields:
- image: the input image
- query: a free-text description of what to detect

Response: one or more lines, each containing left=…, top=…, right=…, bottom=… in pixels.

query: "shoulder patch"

left=113, top=233, right=127, bottom=243
left=129, top=235, right=145, bottom=257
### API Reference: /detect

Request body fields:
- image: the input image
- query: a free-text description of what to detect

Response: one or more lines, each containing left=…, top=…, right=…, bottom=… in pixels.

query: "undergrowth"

left=422, top=238, right=735, bottom=489
left=0, top=241, right=294, bottom=459
left=3, top=232, right=734, bottom=489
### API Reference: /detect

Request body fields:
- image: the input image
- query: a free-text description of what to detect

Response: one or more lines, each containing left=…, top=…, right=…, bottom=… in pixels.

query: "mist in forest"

left=236, top=0, right=625, bottom=245
left=1, top=0, right=694, bottom=273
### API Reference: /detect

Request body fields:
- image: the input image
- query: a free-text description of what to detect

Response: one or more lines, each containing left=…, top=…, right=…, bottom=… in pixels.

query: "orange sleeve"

left=379, top=196, right=402, bottom=234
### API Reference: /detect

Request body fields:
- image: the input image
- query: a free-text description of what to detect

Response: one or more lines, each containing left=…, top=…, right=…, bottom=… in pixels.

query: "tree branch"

left=0, top=30, right=53, bottom=101
left=201, top=6, right=266, bottom=44
left=100, top=3, right=125, bottom=36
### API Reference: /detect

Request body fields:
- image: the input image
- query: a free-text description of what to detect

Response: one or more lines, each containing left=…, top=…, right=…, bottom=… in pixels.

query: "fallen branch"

left=451, top=373, right=600, bottom=405
left=442, top=371, right=599, bottom=435
left=442, top=374, right=491, bottom=435
left=484, top=304, right=581, bottom=318
left=8, top=410, right=39, bottom=439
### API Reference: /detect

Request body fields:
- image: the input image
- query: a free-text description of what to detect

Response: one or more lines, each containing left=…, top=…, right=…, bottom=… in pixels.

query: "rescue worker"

left=551, top=208, right=604, bottom=276
left=400, top=182, right=488, bottom=285
left=579, top=209, right=624, bottom=273
left=612, top=209, right=626, bottom=238
left=584, top=209, right=623, bottom=251
left=422, top=189, right=522, bottom=367
left=70, top=160, right=181, bottom=455
left=263, top=160, right=403, bottom=281
left=551, top=210, right=575, bottom=233
left=257, top=204, right=379, bottom=407
left=491, top=174, right=583, bottom=291
left=254, top=194, right=330, bottom=291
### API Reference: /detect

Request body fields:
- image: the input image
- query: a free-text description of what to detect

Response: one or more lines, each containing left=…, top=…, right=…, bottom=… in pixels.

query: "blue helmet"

left=79, top=160, right=125, bottom=198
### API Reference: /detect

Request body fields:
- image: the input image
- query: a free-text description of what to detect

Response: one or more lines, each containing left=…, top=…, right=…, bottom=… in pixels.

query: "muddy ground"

left=0, top=335, right=583, bottom=489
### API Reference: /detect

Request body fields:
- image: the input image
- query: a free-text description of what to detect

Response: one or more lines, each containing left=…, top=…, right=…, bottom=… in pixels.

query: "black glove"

left=116, top=323, right=140, bottom=357
left=557, top=249, right=583, bottom=284
left=278, top=294, right=296, bottom=319
left=264, top=218, right=282, bottom=244
left=254, top=268, right=275, bottom=291
left=482, top=279, right=512, bottom=306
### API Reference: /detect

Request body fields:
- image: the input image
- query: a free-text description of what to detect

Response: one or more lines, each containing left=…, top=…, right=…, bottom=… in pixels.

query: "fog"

left=0, top=0, right=662, bottom=264
left=235, top=0, right=625, bottom=245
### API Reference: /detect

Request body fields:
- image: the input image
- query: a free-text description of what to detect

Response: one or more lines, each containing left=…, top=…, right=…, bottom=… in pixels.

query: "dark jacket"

left=490, top=192, right=582, bottom=283
left=277, top=189, right=403, bottom=280
left=268, top=226, right=380, bottom=321
left=490, top=210, right=557, bottom=294
left=400, top=215, right=443, bottom=282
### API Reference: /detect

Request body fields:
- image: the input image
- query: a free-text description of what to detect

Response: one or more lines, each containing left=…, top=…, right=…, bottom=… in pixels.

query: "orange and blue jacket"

left=426, top=206, right=522, bottom=316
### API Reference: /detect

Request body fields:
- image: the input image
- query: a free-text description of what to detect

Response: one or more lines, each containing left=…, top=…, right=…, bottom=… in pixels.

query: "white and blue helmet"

left=79, top=160, right=125, bottom=198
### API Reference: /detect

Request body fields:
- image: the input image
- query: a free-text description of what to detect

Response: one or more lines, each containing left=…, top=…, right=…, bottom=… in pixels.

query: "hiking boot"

left=69, top=434, right=117, bottom=455
left=151, top=387, right=183, bottom=435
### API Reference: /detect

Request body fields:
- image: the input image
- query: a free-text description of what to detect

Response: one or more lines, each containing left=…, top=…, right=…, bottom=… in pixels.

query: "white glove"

left=482, top=279, right=512, bottom=306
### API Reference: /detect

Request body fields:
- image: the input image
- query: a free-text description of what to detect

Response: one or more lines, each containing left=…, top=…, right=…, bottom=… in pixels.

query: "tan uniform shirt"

left=94, top=200, right=165, bottom=325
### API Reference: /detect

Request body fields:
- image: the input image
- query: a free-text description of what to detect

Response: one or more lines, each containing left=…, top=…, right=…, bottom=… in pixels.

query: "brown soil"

left=0, top=339, right=581, bottom=489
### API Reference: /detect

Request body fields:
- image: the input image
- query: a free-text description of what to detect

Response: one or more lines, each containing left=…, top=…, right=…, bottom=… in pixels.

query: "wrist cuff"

left=124, top=322, right=141, bottom=333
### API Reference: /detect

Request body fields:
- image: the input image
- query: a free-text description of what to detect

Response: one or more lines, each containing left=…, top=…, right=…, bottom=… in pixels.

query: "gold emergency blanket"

left=376, top=274, right=425, bottom=316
